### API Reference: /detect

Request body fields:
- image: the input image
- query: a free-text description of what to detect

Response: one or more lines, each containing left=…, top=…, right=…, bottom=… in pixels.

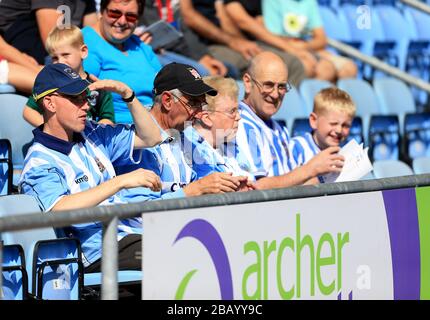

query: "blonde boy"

left=291, top=87, right=356, bottom=166
left=23, top=25, right=115, bottom=127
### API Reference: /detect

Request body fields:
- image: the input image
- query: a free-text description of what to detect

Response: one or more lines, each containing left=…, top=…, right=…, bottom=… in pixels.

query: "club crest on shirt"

left=94, top=156, right=106, bottom=173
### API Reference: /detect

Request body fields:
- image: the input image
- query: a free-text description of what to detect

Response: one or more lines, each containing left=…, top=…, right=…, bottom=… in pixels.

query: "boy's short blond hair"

left=202, top=76, right=238, bottom=111
left=45, top=25, right=85, bottom=54
left=313, top=87, right=356, bottom=118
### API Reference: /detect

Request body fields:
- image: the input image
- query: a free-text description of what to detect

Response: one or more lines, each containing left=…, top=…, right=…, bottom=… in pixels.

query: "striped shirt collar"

left=33, top=125, right=85, bottom=155
left=240, top=100, right=276, bottom=130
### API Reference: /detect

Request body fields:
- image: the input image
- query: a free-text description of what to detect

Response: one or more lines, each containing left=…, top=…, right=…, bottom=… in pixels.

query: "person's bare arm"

left=98, top=118, right=115, bottom=126
left=23, top=106, right=44, bottom=127
left=88, top=78, right=162, bottom=148
left=255, top=146, right=344, bottom=189
left=179, top=0, right=261, bottom=59
left=224, top=2, right=296, bottom=53
left=180, top=0, right=236, bottom=45
left=0, top=35, right=41, bottom=71
left=215, top=1, right=244, bottom=38
left=182, top=172, right=244, bottom=196
left=51, top=168, right=162, bottom=211
left=305, top=27, right=328, bottom=51
left=198, top=55, right=227, bottom=76
left=35, top=8, right=61, bottom=45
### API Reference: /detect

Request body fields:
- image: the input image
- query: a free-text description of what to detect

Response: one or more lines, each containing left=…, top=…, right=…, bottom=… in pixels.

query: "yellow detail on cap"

left=33, top=88, right=59, bottom=101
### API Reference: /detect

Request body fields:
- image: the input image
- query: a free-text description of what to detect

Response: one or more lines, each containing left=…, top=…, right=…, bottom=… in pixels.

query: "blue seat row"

left=0, top=194, right=142, bottom=300
left=319, top=3, right=430, bottom=108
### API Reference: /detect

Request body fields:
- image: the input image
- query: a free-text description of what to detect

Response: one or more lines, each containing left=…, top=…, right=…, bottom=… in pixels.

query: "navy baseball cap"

left=153, top=63, right=217, bottom=97
left=33, top=63, right=90, bottom=101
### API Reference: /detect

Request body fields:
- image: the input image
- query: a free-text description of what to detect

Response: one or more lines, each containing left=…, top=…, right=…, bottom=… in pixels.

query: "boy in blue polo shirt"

left=19, top=63, right=162, bottom=271
left=291, top=87, right=356, bottom=167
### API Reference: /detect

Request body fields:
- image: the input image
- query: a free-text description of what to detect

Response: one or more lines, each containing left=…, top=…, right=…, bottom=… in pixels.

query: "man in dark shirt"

left=139, top=0, right=233, bottom=77
left=0, top=0, right=97, bottom=64
left=180, top=0, right=306, bottom=85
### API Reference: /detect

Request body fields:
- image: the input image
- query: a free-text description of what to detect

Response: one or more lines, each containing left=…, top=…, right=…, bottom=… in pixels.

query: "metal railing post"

left=102, top=217, right=118, bottom=300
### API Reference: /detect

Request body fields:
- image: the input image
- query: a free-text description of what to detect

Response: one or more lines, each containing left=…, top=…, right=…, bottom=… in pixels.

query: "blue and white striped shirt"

left=234, top=101, right=296, bottom=177
left=291, top=132, right=321, bottom=166
left=19, top=121, right=152, bottom=266
left=116, top=127, right=196, bottom=197
left=182, top=126, right=255, bottom=180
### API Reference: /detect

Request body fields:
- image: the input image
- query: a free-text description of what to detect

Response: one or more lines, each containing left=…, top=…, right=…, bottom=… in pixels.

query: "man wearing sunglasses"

left=19, top=63, right=163, bottom=272
left=235, top=51, right=346, bottom=188
left=116, top=62, right=251, bottom=197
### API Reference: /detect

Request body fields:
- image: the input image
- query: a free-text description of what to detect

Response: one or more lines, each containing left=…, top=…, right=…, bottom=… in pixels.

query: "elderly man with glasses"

left=116, top=62, right=250, bottom=197
left=235, top=51, right=345, bottom=188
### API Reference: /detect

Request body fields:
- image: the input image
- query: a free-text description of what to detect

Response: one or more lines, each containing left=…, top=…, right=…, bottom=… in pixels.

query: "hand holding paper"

left=321, top=139, right=373, bottom=183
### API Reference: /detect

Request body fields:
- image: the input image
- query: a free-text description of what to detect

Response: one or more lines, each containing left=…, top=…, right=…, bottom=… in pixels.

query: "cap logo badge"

left=188, top=68, right=201, bottom=80
left=64, top=67, right=80, bottom=79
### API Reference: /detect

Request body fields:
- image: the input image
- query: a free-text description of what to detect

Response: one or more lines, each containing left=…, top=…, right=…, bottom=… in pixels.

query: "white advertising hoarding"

left=143, top=191, right=395, bottom=300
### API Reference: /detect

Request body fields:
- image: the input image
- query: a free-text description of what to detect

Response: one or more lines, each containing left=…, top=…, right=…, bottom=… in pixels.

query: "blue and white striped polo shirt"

left=291, top=132, right=321, bottom=166
left=116, top=127, right=196, bottom=197
left=234, top=101, right=296, bottom=177
left=19, top=120, right=152, bottom=266
left=182, top=126, right=255, bottom=180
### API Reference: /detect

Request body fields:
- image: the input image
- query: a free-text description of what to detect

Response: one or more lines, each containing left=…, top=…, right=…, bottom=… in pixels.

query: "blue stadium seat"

left=404, top=112, right=430, bottom=161
left=32, top=238, right=83, bottom=300
left=337, top=78, right=383, bottom=143
left=412, top=156, right=430, bottom=174
left=0, top=139, right=12, bottom=195
left=373, top=77, right=416, bottom=131
left=374, top=5, right=413, bottom=72
left=342, top=116, right=364, bottom=146
left=291, top=118, right=312, bottom=137
left=299, top=79, right=332, bottom=112
left=0, top=194, right=83, bottom=300
left=0, top=94, right=34, bottom=185
left=2, top=244, right=28, bottom=300
left=338, top=4, right=395, bottom=80
left=368, top=115, right=400, bottom=161
left=403, top=7, right=430, bottom=110
left=337, top=79, right=382, bottom=117
left=274, top=87, right=309, bottom=129
left=0, top=84, right=16, bottom=94
left=0, top=194, right=142, bottom=299
left=319, top=5, right=366, bottom=76
left=373, top=159, right=414, bottom=178
left=320, top=6, right=351, bottom=42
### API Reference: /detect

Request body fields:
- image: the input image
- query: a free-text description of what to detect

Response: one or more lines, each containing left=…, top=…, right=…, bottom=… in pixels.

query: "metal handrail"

left=1, top=174, right=430, bottom=299
left=400, top=0, right=430, bottom=15
left=328, top=39, right=430, bottom=93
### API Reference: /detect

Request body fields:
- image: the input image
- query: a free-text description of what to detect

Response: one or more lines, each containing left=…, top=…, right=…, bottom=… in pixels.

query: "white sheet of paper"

left=321, top=139, right=373, bottom=183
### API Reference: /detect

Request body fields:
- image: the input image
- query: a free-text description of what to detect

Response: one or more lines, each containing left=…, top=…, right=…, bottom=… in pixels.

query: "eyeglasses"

left=249, top=75, right=291, bottom=94
left=105, top=8, right=139, bottom=23
left=50, top=91, right=90, bottom=107
left=171, top=93, right=208, bottom=109
left=210, top=108, right=241, bottom=119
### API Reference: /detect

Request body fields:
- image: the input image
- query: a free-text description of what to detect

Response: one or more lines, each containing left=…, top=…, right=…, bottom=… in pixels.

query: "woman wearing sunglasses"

left=82, top=0, right=162, bottom=124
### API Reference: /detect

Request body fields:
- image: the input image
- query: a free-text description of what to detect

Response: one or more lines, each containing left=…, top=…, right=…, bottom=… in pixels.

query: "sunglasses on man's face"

left=106, top=8, right=139, bottom=23
left=51, top=91, right=90, bottom=107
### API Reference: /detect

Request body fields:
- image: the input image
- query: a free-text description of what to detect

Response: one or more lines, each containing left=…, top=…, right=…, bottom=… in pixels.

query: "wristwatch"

left=122, top=91, right=135, bottom=103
